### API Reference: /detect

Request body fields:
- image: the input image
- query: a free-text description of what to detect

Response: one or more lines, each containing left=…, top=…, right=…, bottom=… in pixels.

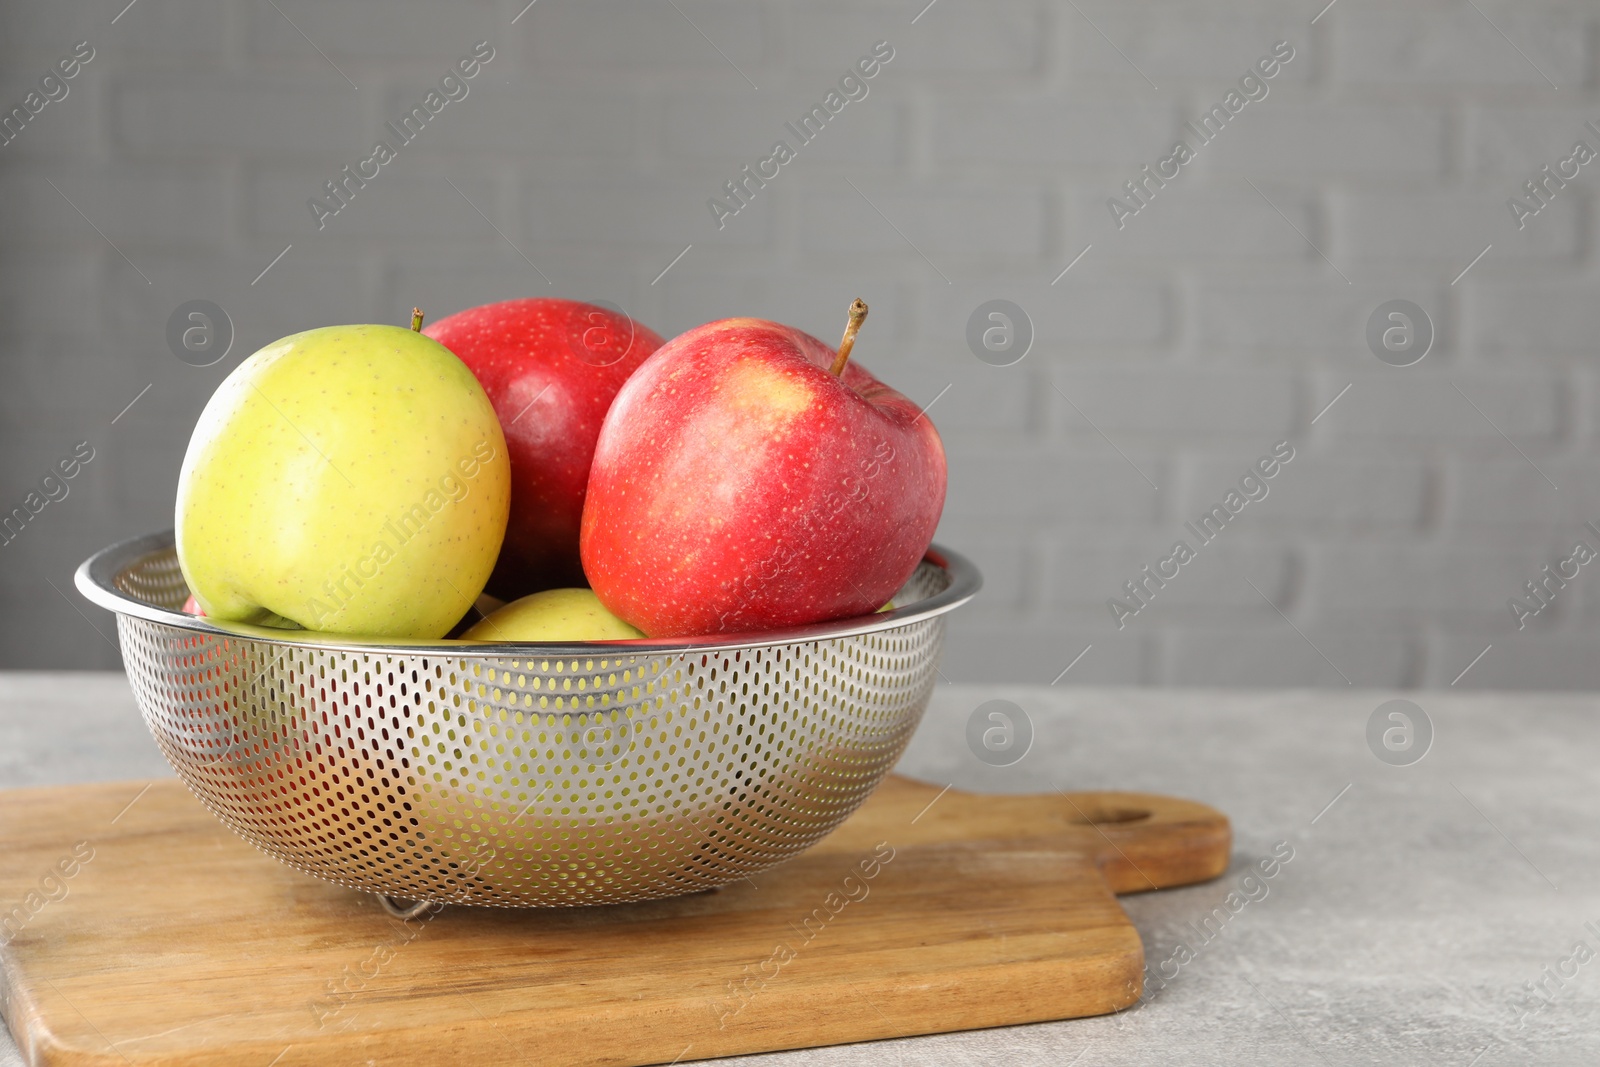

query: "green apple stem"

left=829, top=298, right=868, bottom=377
left=410, top=307, right=424, bottom=332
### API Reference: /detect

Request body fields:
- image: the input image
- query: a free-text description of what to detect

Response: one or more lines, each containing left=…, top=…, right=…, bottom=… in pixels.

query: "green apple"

left=461, top=588, right=644, bottom=642
left=176, top=323, right=511, bottom=639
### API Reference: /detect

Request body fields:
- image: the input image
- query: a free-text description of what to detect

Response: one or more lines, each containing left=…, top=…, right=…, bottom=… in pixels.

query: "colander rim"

left=76, top=529, right=982, bottom=657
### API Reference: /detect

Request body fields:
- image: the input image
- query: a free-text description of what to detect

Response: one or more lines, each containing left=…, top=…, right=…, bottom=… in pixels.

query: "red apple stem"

left=410, top=307, right=425, bottom=332
left=830, top=298, right=868, bottom=377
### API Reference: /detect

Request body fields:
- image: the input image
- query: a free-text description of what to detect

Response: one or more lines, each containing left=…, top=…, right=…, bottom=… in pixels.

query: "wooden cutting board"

left=0, top=776, right=1229, bottom=1067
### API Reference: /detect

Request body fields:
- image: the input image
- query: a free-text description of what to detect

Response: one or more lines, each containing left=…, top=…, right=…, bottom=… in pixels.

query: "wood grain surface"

left=0, top=776, right=1229, bottom=1067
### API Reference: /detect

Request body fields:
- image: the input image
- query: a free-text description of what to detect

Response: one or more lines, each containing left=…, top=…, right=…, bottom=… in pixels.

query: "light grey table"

left=3, top=673, right=1597, bottom=1066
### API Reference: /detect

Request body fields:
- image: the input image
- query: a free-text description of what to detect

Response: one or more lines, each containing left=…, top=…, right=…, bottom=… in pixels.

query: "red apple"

left=580, top=301, right=946, bottom=637
left=424, top=299, right=663, bottom=595
left=181, top=594, right=204, bottom=616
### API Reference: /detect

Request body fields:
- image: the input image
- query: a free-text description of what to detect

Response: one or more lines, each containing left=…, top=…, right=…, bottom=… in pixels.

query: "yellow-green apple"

left=423, top=298, right=663, bottom=597
left=579, top=301, right=946, bottom=637
left=460, top=588, right=644, bottom=641
left=175, top=321, right=511, bottom=639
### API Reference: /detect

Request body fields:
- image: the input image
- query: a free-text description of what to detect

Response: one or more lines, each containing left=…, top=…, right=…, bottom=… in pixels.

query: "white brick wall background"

left=1, top=0, right=1597, bottom=690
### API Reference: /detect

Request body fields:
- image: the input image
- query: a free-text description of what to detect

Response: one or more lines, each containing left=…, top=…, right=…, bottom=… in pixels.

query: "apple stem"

left=410, top=307, right=424, bottom=332
left=830, top=298, right=868, bottom=377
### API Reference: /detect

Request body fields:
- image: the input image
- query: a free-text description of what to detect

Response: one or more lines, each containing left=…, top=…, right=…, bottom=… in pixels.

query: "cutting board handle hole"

left=1066, top=806, right=1151, bottom=826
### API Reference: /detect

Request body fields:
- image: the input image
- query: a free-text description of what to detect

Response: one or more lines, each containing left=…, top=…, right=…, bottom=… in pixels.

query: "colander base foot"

left=378, top=895, right=439, bottom=920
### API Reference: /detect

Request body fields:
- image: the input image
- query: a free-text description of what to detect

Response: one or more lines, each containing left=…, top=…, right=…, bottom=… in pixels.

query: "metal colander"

left=76, top=532, right=980, bottom=908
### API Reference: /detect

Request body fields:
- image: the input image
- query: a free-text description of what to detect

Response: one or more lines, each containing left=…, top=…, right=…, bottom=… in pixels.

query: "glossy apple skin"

left=176, top=324, right=511, bottom=639
left=579, top=318, right=946, bottom=637
left=424, top=299, right=663, bottom=596
left=460, top=588, right=644, bottom=642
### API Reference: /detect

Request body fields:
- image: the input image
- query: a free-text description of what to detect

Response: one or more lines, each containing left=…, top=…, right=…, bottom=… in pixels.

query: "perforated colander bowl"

left=76, top=531, right=979, bottom=908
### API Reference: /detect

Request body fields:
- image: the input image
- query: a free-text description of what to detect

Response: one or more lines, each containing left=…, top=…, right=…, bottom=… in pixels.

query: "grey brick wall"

left=1, top=0, right=1596, bottom=690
